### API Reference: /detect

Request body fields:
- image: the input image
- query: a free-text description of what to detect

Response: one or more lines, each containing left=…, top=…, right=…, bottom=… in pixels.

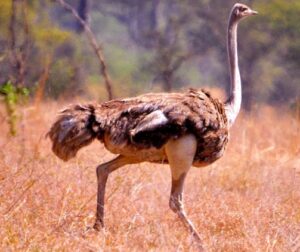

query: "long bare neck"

left=225, top=13, right=241, bottom=127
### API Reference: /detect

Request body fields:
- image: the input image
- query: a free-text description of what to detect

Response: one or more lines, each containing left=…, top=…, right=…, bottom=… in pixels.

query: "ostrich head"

left=231, top=3, right=258, bottom=21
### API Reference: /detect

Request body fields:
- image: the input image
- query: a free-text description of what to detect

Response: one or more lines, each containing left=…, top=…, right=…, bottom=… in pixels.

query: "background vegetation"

left=0, top=1, right=300, bottom=251
left=0, top=0, right=299, bottom=107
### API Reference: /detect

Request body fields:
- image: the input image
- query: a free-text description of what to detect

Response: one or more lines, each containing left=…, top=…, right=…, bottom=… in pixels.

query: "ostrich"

left=48, top=3, right=257, bottom=247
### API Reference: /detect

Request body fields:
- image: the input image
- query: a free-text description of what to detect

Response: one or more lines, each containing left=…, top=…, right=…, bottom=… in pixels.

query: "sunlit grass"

left=0, top=102, right=299, bottom=251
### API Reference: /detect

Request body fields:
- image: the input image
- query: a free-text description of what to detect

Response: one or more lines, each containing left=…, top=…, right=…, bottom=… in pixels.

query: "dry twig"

left=55, top=0, right=114, bottom=100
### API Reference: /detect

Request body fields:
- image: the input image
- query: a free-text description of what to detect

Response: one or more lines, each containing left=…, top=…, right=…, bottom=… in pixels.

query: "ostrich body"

left=48, top=3, right=257, bottom=248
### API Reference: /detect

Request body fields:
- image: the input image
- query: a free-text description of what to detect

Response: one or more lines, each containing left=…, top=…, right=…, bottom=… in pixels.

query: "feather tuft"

left=48, top=104, right=97, bottom=161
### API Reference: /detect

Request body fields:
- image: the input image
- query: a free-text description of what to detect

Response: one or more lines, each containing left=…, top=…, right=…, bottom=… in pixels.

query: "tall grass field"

left=1, top=102, right=300, bottom=251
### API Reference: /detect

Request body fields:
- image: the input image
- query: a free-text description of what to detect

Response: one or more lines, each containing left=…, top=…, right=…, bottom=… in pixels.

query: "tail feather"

left=48, top=104, right=98, bottom=161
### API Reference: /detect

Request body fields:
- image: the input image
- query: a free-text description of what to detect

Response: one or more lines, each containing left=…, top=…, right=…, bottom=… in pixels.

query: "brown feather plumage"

left=48, top=104, right=97, bottom=161
left=48, top=88, right=228, bottom=164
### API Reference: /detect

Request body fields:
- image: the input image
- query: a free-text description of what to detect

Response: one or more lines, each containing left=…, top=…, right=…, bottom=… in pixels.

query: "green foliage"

left=0, top=0, right=299, bottom=107
left=0, top=1, right=11, bottom=32
left=257, top=0, right=300, bottom=63
left=46, top=59, right=77, bottom=98
left=258, top=0, right=300, bottom=31
left=33, top=25, right=71, bottom=51
left=253, top=0, right=300, bottom=104
left=0, top=82, right=29, bottom=136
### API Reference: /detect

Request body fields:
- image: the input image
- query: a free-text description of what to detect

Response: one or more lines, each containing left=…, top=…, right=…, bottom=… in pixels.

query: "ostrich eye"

left=239, top=7, right=247, bottom=12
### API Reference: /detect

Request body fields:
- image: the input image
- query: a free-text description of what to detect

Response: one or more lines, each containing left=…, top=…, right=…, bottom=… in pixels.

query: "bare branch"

left=55, top=0, right=114, bottom=100
left=34, top=55, right=51, bottom=108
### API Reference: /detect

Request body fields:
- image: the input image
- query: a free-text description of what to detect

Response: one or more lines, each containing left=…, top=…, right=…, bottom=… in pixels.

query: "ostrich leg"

left=165, top=134, right=203, bottom=250
left=93, top=155, right=134, bottom=230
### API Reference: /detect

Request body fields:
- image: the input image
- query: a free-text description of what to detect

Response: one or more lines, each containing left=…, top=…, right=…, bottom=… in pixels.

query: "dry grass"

left=1, top=101, right=300, bottom=251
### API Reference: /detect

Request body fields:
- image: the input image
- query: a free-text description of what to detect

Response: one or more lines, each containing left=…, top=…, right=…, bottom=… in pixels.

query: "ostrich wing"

left=93, top=89, right=228, bottom=151
left=130, top=110, right=168, bottom=137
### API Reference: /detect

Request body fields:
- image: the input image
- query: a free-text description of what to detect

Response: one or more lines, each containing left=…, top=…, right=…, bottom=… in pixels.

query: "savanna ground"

left=1, top=100, right=300, bottom=251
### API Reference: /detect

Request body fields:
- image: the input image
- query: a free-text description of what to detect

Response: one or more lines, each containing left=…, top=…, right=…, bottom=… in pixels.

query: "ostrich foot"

left=93, top=220, right=104, bottom=231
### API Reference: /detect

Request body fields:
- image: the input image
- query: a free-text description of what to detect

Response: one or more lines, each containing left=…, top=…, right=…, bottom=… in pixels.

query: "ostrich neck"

left=225, top=15, right=241, bottom=127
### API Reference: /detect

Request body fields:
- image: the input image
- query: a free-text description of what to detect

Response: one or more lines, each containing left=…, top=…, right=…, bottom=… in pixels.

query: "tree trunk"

left=76, top=0, right=90, bottom=33
left=162, top=70, right=172, bottom=92
left=9, top=0, right=29, bottom=88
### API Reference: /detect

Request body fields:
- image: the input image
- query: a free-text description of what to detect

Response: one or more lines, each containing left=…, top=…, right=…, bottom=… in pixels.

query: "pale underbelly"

left=102, top=133, right=221, bottom=167
left=103, top=133, right=166, bottom=162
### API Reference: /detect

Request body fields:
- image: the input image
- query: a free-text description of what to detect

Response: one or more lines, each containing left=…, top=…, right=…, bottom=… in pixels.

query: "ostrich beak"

left=249, top=9, right=258, bottom=15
